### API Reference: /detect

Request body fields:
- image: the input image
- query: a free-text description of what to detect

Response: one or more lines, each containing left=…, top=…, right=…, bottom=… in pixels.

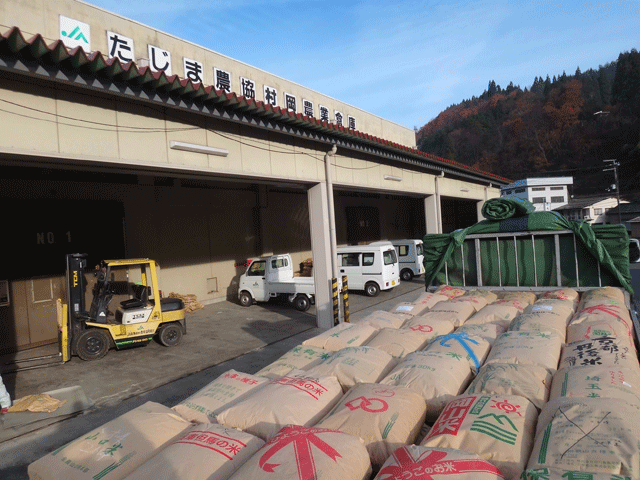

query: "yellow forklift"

left=60, top=253, right=186, bottom=361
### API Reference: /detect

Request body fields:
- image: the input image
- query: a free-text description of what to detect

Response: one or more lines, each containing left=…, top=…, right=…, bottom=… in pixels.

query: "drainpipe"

left=325, top=144, right=338, bottom=280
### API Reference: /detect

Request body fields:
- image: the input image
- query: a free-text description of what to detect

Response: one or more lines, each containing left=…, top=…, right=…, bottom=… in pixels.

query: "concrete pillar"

left=425, top=174, right=443, bottom=234
left=476, top=185, right=490, bottom=222
left=425, top=194, right=440, bottom=234
left=307, top=182, right=334, bottom=329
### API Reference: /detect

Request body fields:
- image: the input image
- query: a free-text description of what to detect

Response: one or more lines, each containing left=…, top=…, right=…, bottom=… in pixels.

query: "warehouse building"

left=0, top=0, right=508, bottom=353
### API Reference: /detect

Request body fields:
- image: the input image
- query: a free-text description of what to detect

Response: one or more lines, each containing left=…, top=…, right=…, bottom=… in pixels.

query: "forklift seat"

left=120, top=284, right=149, bottom=309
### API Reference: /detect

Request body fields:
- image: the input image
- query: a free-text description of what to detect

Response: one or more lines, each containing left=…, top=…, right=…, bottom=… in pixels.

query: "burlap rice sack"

left=460, top=289, right=498, bottom=304
left=522, top=467, right=633, bottom=480
left=448, top=294, right=489, bottom=314
left=411, top=291, right=449, bottom=309
left=364, top=327, right=433, bottom=359
left=498, top=291, right=537, bottom=306
left=400, top=314, right=455, bottom=344
left=28, top=402, right=192, bottom=480
left=215, top=370, right=343, bottom=441
left=558, top=337, right=640, bottom=371
left=391, top=301, right=430, bottom=317
left=524, top=298, right=575, bottom=323
left=456, top=322, right=507, bottom=345
left=434, top=285, right=467, bottom=299
left=424, top=332, right=491, bottom=374
left=566, top=314, right=634, bottom=346
left=465, top=363, right=552, bottom=410
left=484, top=331, right=563, bottom=373
left=508, top=311, right=569, bottom=342
left=529, top=397, right=640, bottom=478
left=549, top=365, right=640, bottom=405
left=380, top=351, right=473, bottom=422
left=359, top=310, right=411, bottom=329
left=302, top=323, right=379, bottom=351
left=578, top=286, right=626, bottom=308
left=172, top=370, right=269, bottom=423
left=540, top=288, right=580, bottom=304
left=255, top=345, right=332, bottom=379
left=428, top=300, right=477, bottom=327
left=306, top=346, right=397, bottom=392
left=373, top=445, right=505, bottom=480
left=421, top=393, right=538, bottom=480
left=227, top=425, right=372, bottom=480
left=317, top=383, right=427, bottom=469
left=123, top=423, right=264, bottom=480
left=464, top=300, right=526, bottom=328
left=568, top=302, right=634, bottom=346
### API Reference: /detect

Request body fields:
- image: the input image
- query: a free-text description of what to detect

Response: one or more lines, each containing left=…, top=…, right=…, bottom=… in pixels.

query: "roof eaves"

left=0, top=25, right=511, bottom=185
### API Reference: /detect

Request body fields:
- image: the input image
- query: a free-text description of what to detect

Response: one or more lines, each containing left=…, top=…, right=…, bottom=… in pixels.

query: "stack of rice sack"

left=29, top=285, right=639, bottom=480
left=523, top=287, right=640, bottom=480
left=414, top=289, right=564, bottom=479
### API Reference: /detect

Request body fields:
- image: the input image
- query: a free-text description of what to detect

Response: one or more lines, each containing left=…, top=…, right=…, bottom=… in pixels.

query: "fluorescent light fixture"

left=383, top=175, right=402, bottom=182
left=460, top=187, right=470, bottom=192
left=170, top=141, right=228, bottom=157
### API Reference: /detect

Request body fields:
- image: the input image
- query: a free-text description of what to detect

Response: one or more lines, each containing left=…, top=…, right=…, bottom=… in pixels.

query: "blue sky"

left=88, top=0, right=639, bottom=130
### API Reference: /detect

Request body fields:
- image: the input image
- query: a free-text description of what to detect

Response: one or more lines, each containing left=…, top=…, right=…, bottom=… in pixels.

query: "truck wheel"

left=239, top=291, right=253, bottom=307
left=158, top=322, right=183, bottom=347
left=401, top=269, right=414, bottom=282
left=75, top=329, right=110, bottom=361
left=365, top=282, right=380, bottom=297
left=294, top=295, right=310, bottom=312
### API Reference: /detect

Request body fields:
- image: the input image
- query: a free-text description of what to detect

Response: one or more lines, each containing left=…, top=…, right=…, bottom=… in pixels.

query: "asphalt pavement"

left=0, top=278, right=426, bottom=479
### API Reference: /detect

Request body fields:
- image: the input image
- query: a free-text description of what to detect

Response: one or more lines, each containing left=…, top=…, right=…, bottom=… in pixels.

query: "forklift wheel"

left=75, top=329, right=111, bottom=361
left=158, top=322, right=183, bottom=347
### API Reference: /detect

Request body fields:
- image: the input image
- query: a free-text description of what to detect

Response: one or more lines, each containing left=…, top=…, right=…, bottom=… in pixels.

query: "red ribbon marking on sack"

left=377, top=448, right=504, bottom=479
left=259, top=426, right=341, bottom=480
left=580, top=304, right=630, bottom=332
left=345, top=396, right=389, bottom=413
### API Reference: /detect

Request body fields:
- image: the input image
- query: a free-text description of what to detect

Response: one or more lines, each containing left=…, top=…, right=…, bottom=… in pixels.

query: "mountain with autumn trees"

left=416, top=50, right=640, bottom=198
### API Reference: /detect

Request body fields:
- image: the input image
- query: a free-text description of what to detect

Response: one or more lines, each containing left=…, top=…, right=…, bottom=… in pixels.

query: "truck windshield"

left=383, top=249, right=397, bottom=265
left=416, top=243, right=423, bottom=256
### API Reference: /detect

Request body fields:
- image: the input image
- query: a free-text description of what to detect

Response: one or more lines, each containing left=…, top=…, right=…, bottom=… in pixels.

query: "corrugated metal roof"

left=0, top=26, right=510, bottom=185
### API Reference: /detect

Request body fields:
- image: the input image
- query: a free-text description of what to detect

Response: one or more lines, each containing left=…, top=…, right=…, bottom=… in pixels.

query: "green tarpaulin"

left=424, top=205, right=633, bottom=295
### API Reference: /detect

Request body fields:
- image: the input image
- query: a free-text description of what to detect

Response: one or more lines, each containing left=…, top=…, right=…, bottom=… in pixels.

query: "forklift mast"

left=65, top=253, right=89, bottom=356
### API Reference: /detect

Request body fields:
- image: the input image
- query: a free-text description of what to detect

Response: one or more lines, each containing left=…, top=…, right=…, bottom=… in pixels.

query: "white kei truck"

left=371, top=239, right=425, bottom=282
left=238, top=254, right=315, bottom=311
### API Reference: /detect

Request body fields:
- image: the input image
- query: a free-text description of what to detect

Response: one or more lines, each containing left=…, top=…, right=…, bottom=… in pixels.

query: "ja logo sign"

left=59, top=15, right=91, bottom=50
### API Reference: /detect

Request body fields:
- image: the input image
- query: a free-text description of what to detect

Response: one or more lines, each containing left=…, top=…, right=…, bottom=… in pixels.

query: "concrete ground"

left=0, top=279, right=426, bottom=479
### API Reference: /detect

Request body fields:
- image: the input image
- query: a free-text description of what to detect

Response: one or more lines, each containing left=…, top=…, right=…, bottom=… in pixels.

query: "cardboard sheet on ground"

left=0, top=386, right=94, bottom=443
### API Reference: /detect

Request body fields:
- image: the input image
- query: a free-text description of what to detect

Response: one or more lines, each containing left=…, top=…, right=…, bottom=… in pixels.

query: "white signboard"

left=107, top=31, right=134, bottom=63
left=148, top=45, right=172, bottom=75
left=59, top=15, right=91, bottom=50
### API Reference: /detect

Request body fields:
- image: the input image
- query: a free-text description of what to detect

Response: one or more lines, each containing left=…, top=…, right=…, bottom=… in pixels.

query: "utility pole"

left=603, top=159, right=622, bottom=224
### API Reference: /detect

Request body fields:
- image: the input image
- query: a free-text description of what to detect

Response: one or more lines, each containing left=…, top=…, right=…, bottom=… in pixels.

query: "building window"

left=532, top=187, right=546, bottom=191
left=504, top=189, right=512, bottom=194
left=532, top=197, right=545, bottom=204
left=514, top=188, right=525, bottom=193
left=594, top=208, right=603, bottom=215
left=550, top=186, right=564, bottom=190
left=550, top=196, right=565, bottom=203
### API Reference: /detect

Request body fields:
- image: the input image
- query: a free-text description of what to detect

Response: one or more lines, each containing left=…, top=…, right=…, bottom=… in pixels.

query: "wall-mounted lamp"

left=170, top=140, right=229, bottom=157
left=460, top=187, right=470, bottom=192
left=383, top=175, right=402, bottom=182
